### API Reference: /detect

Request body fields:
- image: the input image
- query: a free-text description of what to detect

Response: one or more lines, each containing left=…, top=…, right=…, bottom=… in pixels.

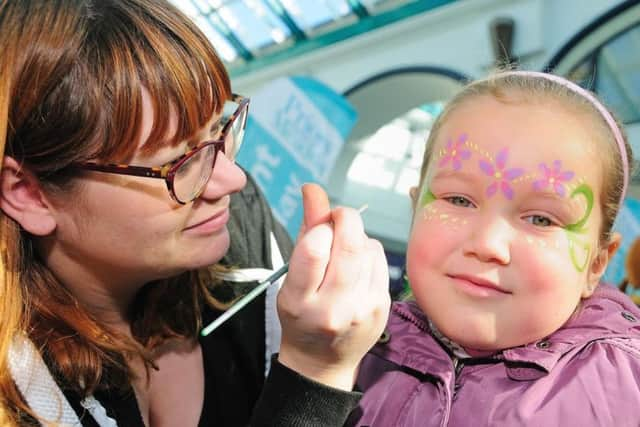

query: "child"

left=348, top=71, right=640, bottom=426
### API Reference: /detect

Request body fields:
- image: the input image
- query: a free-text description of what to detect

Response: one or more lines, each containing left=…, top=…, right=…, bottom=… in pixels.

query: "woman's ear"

left=583, top=232, right=622, bottom=297
left=1, top=156, right=56, bottom=236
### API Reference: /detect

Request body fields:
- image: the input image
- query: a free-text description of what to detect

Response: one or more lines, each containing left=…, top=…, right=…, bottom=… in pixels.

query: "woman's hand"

left=277, top=183, right=391, bottom=391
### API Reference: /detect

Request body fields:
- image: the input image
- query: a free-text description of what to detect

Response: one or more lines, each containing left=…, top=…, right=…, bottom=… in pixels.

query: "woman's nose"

left=462, top=214, right=512, bottom=265
left=198, top=152, right=247, bottom=201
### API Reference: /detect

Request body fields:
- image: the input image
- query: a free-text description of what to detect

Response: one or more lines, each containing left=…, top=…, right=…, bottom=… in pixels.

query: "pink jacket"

left=349, top=286, right=640, bottom=426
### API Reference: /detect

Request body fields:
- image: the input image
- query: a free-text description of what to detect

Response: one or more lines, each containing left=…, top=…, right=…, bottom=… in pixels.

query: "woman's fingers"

left=321, top=206, right=367, bottom=296
left=282, top=184, right=334, bottom=304
left=278, top=184, right=390, bottom=390
left=299, top=183, right=331, bottom=235
left=284, top=222, right=333, bottom=303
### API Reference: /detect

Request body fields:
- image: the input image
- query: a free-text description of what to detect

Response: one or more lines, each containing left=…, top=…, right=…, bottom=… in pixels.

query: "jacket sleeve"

left=250, top=356, right=361, bottom=427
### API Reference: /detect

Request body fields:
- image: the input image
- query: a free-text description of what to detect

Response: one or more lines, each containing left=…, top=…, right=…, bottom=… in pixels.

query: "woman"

left=0, top=1, right=390, bottom=425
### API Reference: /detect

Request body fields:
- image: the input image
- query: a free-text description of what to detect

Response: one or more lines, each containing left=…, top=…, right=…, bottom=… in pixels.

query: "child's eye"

left=444, top=196, right=474, bottom=208
left=524, top=215, right=554, bottom=227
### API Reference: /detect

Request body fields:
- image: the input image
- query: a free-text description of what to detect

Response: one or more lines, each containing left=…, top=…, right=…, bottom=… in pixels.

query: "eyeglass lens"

left=173, top=103, right=247, bottom=203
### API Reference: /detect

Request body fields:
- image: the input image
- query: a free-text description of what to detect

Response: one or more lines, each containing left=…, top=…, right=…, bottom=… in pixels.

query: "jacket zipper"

left=452, top=357, right=464, bottom=400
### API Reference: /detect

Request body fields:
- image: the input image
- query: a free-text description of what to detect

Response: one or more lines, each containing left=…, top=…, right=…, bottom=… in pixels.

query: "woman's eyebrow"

left=209, top=115, right=223, bottom=132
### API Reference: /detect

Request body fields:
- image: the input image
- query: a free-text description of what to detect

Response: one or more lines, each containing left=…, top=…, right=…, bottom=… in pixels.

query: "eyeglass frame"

left=74, top=94, right=249, bottom=205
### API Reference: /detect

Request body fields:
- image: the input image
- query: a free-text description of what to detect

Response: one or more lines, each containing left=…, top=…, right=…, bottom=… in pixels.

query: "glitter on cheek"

left=419, top=205, right=467, bottom=231
left=421, top=205, right=438, bottom=222
left=525, top=235, right=565, bottom=251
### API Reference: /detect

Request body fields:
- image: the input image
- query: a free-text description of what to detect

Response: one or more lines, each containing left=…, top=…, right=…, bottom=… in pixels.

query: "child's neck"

left=428, top=320, right=495, bottom=359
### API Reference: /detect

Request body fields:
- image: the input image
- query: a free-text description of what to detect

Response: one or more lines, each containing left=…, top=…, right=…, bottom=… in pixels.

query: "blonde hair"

left=0, top=0, right=231, bottom=422
left=418, top=71, right=633, bottom=245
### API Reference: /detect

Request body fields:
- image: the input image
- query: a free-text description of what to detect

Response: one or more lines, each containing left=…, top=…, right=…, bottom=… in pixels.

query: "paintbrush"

left=201, top=204, right=369, bottom=336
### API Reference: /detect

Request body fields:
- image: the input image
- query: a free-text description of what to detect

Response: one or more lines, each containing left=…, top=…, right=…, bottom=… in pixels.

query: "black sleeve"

left=250, top=357, right=361, bottom=427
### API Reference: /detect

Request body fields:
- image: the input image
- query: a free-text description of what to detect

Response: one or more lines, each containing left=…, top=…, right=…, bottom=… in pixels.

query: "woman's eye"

left=444, top=196, right=474, bottom=207
left=525, top=215, right=554, bottom=227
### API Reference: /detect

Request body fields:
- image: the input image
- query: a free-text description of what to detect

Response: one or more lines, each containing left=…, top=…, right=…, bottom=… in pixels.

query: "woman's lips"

left=184, top=208, right=230, bottom=234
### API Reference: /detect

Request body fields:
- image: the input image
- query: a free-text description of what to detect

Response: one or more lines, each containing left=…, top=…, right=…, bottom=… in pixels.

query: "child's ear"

left=583, top=232, right=622, bottom=298
left=409, top=186, right=418, bottom=211
left=1, top=156, right=57, bottom=236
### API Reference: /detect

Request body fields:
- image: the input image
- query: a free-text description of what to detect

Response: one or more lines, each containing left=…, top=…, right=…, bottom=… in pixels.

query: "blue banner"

left=236, top=77, right=357, bottom=237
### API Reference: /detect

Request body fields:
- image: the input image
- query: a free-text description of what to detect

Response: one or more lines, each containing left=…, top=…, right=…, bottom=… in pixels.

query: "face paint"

left=420, top=187, right=436, bottom=207
left=438, top=133, right=472, bottom=170
left=428, top=134, right=596, bottom=268
left=478, top=148, right=524, bottom=200
left=417, top=185, right=467, bottom=229
left=563, top=183, right=595, bottom=272
left=532, top=160, right=575, bottom=197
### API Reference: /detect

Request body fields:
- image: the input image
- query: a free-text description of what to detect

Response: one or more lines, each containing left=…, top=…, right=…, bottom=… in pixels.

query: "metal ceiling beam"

left=347, top=0, right=370, bottom=19
left=264, top=0, right=307, bottom=41
left=228, top=0, right=458, bottom=77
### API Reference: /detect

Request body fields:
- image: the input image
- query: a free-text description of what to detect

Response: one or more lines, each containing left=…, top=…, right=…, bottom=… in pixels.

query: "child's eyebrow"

left=431, top=169, right=478, bottom=183
left=522, top=188, right=588, bottom=216
left=525, top=190, right=565, bottom=202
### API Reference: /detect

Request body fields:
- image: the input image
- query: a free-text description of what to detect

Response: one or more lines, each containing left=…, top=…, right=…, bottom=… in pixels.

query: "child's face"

left=407, top=95, right=609, bottom=351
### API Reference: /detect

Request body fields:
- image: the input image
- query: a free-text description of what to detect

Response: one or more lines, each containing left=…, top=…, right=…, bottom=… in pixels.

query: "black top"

left=56, top=292, right=360, bottom=427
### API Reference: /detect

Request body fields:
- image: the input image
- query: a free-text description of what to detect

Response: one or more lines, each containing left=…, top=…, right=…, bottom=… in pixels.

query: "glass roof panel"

left=215, top=0, right=292, bottom=51
left=169, top=0, right=239, bottom=61
left=279, top=0, right=352, bottom=31
left=169, top=0, right=456, bottom=70
left=194, top=15, right=240, bottom=62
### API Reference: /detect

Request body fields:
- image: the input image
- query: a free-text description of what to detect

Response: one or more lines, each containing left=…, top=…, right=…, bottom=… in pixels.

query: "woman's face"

left=43, top=90, right=247, bottom=292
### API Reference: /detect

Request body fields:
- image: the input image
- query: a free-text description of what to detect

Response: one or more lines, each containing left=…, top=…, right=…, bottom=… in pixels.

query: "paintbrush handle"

left=201, top=263, right=289, bottom=336
left=200, top=204, right=368, bottom=337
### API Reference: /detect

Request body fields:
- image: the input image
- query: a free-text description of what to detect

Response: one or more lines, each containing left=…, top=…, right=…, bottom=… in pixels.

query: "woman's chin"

left=188, top=231, right=231, bottom=269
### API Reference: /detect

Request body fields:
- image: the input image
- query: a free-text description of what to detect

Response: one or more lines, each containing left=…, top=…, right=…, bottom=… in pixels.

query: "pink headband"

left=500, top=71, right=629, bottom=206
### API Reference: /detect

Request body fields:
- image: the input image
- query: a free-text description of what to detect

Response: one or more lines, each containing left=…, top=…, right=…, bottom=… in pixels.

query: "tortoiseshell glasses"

left=76, top=94, right=249, bottom=204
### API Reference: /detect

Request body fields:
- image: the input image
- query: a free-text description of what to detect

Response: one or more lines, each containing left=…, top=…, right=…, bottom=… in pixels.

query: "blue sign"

left=602, top=197, right=640, bottom=286
left=236, top=77, right=357, bottom=237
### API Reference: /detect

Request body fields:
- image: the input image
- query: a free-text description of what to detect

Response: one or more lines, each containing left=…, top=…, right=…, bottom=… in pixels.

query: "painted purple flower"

left=438, top=133, right=472, bottom=171
left=478, top=148, right=524, bottom=200
left=533, top=160, right=574, bottom=197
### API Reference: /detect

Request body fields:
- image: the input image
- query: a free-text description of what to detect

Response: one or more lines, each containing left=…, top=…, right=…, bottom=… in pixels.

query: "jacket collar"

left=372, top=286, right=640, bottom=380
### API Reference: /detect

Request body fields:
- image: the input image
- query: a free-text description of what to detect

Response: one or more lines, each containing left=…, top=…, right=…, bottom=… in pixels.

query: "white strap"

left=215, top=233, right=286, bottom=377
left=264, top=232, right=285, bottom=376
left=9, top=334, right=82, bottom=426
left=8, top=334, right=117, bottom=427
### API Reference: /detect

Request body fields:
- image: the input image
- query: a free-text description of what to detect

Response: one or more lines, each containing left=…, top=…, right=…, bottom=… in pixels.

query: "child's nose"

left=198, top=153, right=247, bottom=201
left=462, top=215, right=512, bottom=265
